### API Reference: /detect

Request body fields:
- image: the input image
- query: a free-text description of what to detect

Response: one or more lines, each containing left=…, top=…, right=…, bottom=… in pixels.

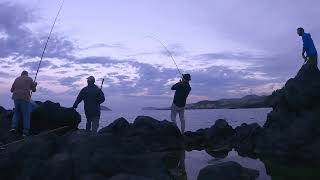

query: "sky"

left=0, top=0, right=319, bottom=110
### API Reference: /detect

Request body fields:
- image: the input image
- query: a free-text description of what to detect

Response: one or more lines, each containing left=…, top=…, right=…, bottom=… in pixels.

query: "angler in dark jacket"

left=171, top=74, right=191, bottom=133
left=73, top=76, right=105, bottom=133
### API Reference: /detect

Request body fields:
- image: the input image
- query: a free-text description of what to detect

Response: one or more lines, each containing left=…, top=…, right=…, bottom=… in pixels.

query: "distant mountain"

left=101, top=105, right=111, bottom=111
left=142, top=95, right=271, bottom=110
left=186, top=95, right=270, bottom=109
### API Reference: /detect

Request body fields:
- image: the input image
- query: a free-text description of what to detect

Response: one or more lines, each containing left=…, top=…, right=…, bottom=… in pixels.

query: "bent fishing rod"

left=145, top=36, right=183, bottom=79
left=34, top=0, right=65, bottom=84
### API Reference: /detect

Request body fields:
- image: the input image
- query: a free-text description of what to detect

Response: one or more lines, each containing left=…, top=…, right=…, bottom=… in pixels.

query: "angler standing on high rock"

left=297, top=27, right=318, bottom=67
left=171, top=74, right=191, bottom=133
left=73, top=76, right=105, bottom=134
left=10, top=70, right=37, bottom=136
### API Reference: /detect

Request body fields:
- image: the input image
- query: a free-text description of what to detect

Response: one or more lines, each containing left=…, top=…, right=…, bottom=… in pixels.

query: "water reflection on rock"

left=165, top=150, right=187, bottom=180
left=196, top=150, right=270, bottom=180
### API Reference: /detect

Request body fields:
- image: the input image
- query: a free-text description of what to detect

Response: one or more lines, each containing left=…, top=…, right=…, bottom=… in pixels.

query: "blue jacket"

left=302, top=33, right=317, bottom=57
left=73, top=84, right=105, bottom=118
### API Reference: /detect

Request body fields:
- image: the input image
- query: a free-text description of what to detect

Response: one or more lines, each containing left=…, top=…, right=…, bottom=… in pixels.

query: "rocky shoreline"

left=0, top=64, right=320, bottom=179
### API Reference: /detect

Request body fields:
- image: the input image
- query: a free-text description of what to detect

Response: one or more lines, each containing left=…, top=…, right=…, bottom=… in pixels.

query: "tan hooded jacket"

left=11, top=75, right=36, bottom=101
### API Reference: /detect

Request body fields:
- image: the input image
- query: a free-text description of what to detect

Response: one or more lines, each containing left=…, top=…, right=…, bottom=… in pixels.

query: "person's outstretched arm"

left=171, top=82, right=182, bottom=90
left=73, top=89, right=83, bottom=109
left=31, top=81, right=37, bottom=92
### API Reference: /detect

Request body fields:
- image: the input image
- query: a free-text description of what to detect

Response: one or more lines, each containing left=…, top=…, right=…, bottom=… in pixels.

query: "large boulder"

left=232, top=123, right=262, bottom=157
left=98, top=117, right=130, bottom=135
left=205, top=119, right=234, bottom=155
left=197, top=161, right=259, bottom=180
left=255, top=64, right=320, bottom=161
left=130, top=116, right=184, bottom=152
left=30, top=101, right=81, bottom=133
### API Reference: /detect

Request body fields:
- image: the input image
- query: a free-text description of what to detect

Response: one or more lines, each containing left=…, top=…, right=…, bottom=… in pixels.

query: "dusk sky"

left=0, top=0, right=319, bottom=110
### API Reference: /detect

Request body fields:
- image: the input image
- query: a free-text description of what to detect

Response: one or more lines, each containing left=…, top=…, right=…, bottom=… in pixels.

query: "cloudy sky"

left=0, top=0, right=319, bottom=110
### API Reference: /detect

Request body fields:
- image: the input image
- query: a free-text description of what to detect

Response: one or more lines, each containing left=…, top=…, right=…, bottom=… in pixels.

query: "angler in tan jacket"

left=10, top=70, right=37, bottom=136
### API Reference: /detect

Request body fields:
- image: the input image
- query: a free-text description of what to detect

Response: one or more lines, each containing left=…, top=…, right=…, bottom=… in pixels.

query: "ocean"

left=79, top=108, right=272, bottom=180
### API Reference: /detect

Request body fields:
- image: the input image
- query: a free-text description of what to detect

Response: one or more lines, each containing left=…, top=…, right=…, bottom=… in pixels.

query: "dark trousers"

left=307, top=55, right=318, bottom=66
left=86, top=115, right=100, bottom=134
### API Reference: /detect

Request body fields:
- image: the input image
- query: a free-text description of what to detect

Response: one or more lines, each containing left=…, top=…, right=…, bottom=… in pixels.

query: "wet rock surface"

left=197, top=161, right=259, bottom=180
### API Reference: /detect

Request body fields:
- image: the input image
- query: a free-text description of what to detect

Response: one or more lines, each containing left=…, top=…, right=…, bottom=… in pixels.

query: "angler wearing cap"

left=171, top=74, right=191, bottom=133
left=73, top=76, right=105, bottom=133
left=297, top=27, right=318, bottom=66
left=10, top=70, right=37, bottom=136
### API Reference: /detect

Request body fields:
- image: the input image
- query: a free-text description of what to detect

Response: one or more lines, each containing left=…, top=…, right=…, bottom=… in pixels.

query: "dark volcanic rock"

left=205, top=119, right=235, bottom=150
left=0, top=108, right=13, bottom=130
left=184, top=128, right=208, bottom=151
left=197, top=161, right=259, bottom=180
left=98, top=117, right=130, bottom=135
left=131, top=116, right=183, bottom=151
left=109, top=174, right=153, bottom=180
left=0, top=101, right=81, bottom=135
left=183, top=119, right=235, bottom=155
left=0, top=116, right=182, bottom=180
left=255, top=64, right=320, bottom=161
left=30, top=101, right=81, bottom=133
left=232, top=123, right=262, bottom=157
left=0, top=106, right=6, bottom=115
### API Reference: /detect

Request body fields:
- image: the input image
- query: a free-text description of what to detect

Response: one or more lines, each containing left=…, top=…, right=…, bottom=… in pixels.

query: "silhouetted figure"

left=10, top=70, right=37, bottom=136
left=171, top=74, right=191, bottom=133
left=73, top=76, right=105, bottom=134
left=297, top=27, right=318, bottom=66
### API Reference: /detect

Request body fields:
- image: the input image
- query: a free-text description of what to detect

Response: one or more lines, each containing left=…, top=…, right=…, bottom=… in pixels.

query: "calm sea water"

left=79, top=108, right=272, bottom=180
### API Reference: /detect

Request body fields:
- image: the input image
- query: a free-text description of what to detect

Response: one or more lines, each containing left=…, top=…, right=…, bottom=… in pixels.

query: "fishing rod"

left=0, top=126, right=69, bottom=150
left=34, top=0, right=65, bottom=83
left=100, top=78, right=105, bottom=89
left=145, top=36, right=183, bottom=79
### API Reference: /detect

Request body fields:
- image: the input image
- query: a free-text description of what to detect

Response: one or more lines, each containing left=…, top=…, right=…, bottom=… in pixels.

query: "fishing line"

left=145, top=36, right=183, bottom=78
left=34, top=0, right=65, bottom=83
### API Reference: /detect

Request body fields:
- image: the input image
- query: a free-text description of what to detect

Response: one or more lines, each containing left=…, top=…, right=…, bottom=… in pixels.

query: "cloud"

left=59, top=76, right=79, bottom=86
left=1, top=0, right=315, bottom=110
left=0, top=2, right=75, bottom=59
left=0, top=71, right=11, bottom=77
left=21, top=60, right=53, bottom=71
left=79, top=43, right=126, bottom=50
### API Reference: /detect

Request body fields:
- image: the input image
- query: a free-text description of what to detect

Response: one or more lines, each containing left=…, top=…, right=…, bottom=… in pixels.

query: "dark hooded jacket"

left=171, top=82, right=191, bottom=107
left=73, top=84, right=105, bottom=118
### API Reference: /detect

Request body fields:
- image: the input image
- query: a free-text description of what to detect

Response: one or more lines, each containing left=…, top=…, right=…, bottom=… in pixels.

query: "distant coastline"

left=142, top=95, right=271, bottom=110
